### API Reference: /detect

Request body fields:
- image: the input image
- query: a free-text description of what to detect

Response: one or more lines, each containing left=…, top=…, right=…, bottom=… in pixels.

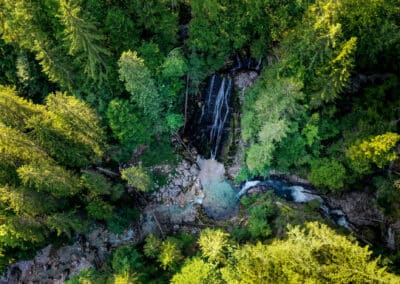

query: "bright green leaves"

left=242, top=68, right=304, bottom=174
left=113, top=49, right=186, bottom=152
left=158, top=238, right=183, bottom=270
left=171, top=257, right=221, bottom=284
left=282, top=0, right=358, bottom=107
left=121, top=166, right=152, bottom=192
left=26, top=92, right=105, bottom=167
left=0, top=185, right=64, bottom=216
left=0, top=125, right=50, bottom=168
left=0, top=216, right=46, bottom=248
left=198, top=229, right=231, bottom=264
left=161, top=49, right=188, bottom=79
left=118, top=50, right=161, bottom=123
left=17, top=164, right=81, bottom=197
left=348, top=132, right=400, bottom=174
left=0, top=87, right=110, bottom=252
left=44, top=92, right=106, bottom=163
left=171, top=223, right=399, bottom=283
left=220, top=222, right=399, bottom=283
left=246, top=143, right=274, bottom=175
left=166, top=113, right=184, bottom=134
left=308, top=158, right=347, bottom=192
left=0, top=85, right=43, bottom=130
left=143, top=234, right=161, bottom=259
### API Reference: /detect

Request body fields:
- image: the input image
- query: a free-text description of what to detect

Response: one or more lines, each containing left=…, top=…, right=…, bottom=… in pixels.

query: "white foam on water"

left=290, top=186, right=323, bottom=203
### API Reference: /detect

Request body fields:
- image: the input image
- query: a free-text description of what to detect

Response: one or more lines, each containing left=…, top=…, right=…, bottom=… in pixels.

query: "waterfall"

left=387, top=226, right=396, bottom=250
left=210, top=76, right=232, bottom=159
left=199, top=74, right=233, bottom=160
left=195, top=54, right=262, bottom=160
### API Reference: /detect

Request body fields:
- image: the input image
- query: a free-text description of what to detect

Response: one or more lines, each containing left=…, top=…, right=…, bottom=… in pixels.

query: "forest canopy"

left=0, top=0, right=399, bottom=282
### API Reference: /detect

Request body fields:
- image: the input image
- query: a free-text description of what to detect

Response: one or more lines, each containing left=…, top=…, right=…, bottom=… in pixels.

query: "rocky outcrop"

left=328, top=191, right=385, bottom=227
left=1, top=159, right=205, bottom=283
left=0, top=227, right=139, bottom=284
left=327, top=190, right=400, bottom=249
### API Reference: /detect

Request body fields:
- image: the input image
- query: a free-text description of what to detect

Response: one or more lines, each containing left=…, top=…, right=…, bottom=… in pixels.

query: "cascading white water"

left=235, top=179, right=351, bottom=228
left=196, top=55, right=262, bottom=160
left=209, top=76, right=232, bottom=159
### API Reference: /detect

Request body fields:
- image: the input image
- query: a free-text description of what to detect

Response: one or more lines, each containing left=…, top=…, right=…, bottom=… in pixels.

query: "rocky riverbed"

left=2, top=157, right=399, bottom=283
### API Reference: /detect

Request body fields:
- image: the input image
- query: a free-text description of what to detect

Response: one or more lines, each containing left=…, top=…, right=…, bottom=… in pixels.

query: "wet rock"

left=327, top=191, right=385, bottom=227
left=234, top=71, right=258, bottom=91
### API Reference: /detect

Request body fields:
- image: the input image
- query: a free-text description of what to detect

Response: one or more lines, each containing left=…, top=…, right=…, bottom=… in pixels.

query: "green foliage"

left=241, top=193, right=277, bottom=239
left=188, top=0, right=307, bottom=73
left=140, top=139, right=178, bottom=167
left=58, top=0, right=110, bottom=82
left=106, top=99, right=152, bottom=151
left=64, top=268, right=108, bottom=284
left=103, top=8, right=139, bottom=54
left=242, top=68, right=304, bottom=173
left=0, top=216, right=47, bottom=248
left=112, top=245, right=143, bottom=273
left=337, top=0, right=400, bottom=71
left=128, top=0, right=179, bottom=53
left=0, top=87, right=112, bottom=255
left=106, top=207, right=138, bottom=234
left=0, top=85, right=43, bottom=130
left=374, top=176, right=400, bottom=218
left=157, top=238, right=183, bottom=270
left=0, top=185, right=63, bottom=216
left=161, top=49, right=188, bottom=78
left=166, top=113, right=184, bottom=134
left=121, top=165, right=152, bottom=192
left=46, top=211, right=87, bottom=237
left=81, top=171, right=112, bottom=197
left=274, top=132, right=309, bottom=171
left=0, top=124, right=51, bottom=167
left=247, top=204, right=274, bottom=239
left=143, top=234, right=162, bottom=259
left=221, top=222, right=400, bottom=283
left=86, top=199, right=113, bottom=221
left=308, top=158, right=347, bottom=192
left=44, top=92, right=106, bottom=163
left=282, top=0, right=358, bottom=107
left=1, top=0, right=400, bottom=278
left=118, top=50, right=161, bottom=125
left=348, top=132, right=400, bottom=174
left=17, top=163, right=81, bottom=197
left=234, top=166, right=254, bottom=184
left=171, top=257, right=221, bottom=284
left=198, top=229, right=231, bottom=264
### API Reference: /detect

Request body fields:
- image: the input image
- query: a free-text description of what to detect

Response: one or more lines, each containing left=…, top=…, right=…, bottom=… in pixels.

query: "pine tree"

left=0, top=85, right=43, bottom=130
left=58, top=0, right=110, bottom=82
left=118, top=51, right=161, bottom=126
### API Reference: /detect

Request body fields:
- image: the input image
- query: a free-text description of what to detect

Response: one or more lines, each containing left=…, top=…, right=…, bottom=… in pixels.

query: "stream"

left=194, top=54, right=350, bottom=228
left=197, top=157, right=350, bottom=228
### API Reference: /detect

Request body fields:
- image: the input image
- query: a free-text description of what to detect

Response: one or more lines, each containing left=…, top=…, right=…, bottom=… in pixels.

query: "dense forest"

left=0, top=0, right=400, bottom=283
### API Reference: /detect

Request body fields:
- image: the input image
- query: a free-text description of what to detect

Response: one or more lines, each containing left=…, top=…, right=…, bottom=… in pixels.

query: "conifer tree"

left=58, top=0, right=110, bottom=82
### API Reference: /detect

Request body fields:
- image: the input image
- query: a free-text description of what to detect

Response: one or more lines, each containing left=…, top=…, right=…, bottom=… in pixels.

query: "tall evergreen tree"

left=58, top=0, right=110, bottom=82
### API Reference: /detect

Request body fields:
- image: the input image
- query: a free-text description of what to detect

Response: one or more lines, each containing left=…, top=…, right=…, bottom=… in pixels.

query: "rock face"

left=1, top=159, right=204, bottom=283
left=328, top=191, right=385, bottom=227
left=0, top=227, right=140, bottom=284
left=234, top=71, right=258, bottom=93
left=327, top=190, right=400, bottom=249
left=152, top=159, right=202, bottom=206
